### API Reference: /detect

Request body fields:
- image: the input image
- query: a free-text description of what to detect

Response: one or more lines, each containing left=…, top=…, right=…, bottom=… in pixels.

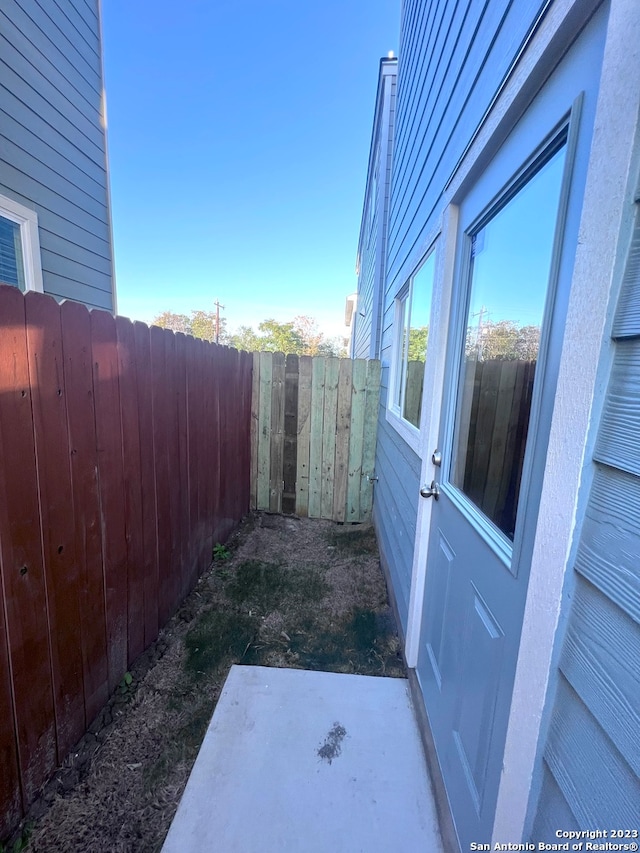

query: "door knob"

left=420, top=480, right=440, bottom=500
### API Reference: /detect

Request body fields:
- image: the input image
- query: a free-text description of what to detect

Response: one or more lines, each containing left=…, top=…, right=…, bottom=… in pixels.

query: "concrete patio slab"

left=162, top=665, right=443, bottom=853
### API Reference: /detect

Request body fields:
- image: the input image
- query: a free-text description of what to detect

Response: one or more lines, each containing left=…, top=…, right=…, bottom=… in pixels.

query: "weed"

left=3, top=822, right=32, bottom=853
left=212, top=543, right=230, bottom=561
left=347, top=608, right=378, bottom=653
left=225, top=560, right=290, bottom=610
left=117, top=671, right=134, bottom=695
left=287, top=607, right=398, bottom=675
left=325, top=525, right=377, bottom=555
left=226, top=560, right=328, bottom=613
left=184, top=610, right=255, bottom=679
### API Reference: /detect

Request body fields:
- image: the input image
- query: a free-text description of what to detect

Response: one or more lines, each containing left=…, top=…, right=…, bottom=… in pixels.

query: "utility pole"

left=214, top=299, right=225, bottom=344
left=471, top=305, right=487, bottom=359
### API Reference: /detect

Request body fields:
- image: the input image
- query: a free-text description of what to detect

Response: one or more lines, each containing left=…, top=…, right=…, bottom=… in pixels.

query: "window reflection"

left=394, top=249, right=435, bottom=429
left=0, top=215, right=25, bottom=291
left=452, top=143, right=566, bottom=539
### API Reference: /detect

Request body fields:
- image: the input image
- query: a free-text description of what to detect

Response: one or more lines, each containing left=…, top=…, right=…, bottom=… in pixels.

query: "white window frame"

left=387, top=246, right=436, bottom=453
left=0, top=194, right=43, bottom=293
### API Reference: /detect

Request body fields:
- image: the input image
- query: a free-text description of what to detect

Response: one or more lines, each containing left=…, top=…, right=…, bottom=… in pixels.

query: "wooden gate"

left=251, top=353, right=381, bottom=522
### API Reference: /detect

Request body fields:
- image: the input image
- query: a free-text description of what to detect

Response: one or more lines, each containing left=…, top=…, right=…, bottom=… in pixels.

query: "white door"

left=411, top=34, right=603, bottom=838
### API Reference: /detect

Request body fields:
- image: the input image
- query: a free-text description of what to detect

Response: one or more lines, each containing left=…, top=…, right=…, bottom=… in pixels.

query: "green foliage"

left=228, top=325, right=260, bottom=352
left=224, top=559, right=329, bottom=613
left=118, top=671, right=133, bottom=694
left=287, top=607, right=393, bottom=673
left=184, top=610, right=255, bottom=678
left=230, top=314, right=346, bottom=356
left=465, top=320, right=541, bottom=361
left=326, top=525, right=378, bottom=555
left=152, top=310, right=229, bottom=343
left=153, top=311, right=191, bottom=335
left=153, top=310, right=345, bottom=356
left=257, top=318, right=305, bottom=354
left=407, top=326, right=429, bottom=362
left=190, top=310, right=220, bottom=342
left=3, top=822, right=33, bottom=853
left=212, top=543, right=230, bottom=561
left=226, top=560, right=294, bottom=611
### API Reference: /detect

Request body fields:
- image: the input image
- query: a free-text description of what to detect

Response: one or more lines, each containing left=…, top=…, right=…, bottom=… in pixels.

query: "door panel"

left=421, top=493, right=520, bottom=834
left=414, top=12, right=607, bottom=848
left=422, top=531, right=455, bottom=690
left=418, top=127, right=571, bottom=847
left=451, top=584, right=505, bottom=812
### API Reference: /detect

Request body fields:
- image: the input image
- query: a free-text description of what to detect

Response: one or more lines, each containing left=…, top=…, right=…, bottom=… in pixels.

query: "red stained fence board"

left=0, top=286, right=56, bottom=806
left=164, top=332, right=182, bottom=614
left=25, top=292, right=86, bottom=761
left=0, top=581, right=21, bottom=837
left=61, top=300, right=109, bottom=725
left=116, top=317, right=145, bottom=666
left=185, top=335, right=201, bottom=588
left=91, top=310, right=128, bottom=693
left=150, top=326, right=172, bottom=627
left=174, top=334, right=191, bottom=603
left=133, top=322, right=159, bottom=649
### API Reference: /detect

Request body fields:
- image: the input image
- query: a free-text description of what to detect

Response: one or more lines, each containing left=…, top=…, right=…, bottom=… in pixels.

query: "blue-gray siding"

left=0, top=0, right=114, bottom=310
left=372, top=0, right=548, bottom=637
left=387, top=0, right=546, bottom=291
left=353, top=61, right=396, bottom=361
left=531, top=205, right=640, bottom=835
left=373, top=378, right=421, bottom=629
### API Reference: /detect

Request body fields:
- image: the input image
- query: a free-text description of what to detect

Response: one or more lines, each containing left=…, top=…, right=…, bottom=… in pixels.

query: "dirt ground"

left=11, top=513, right=404, bottom=853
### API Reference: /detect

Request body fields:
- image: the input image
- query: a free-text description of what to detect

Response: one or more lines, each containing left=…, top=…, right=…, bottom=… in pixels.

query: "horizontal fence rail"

left=0, top=285, right=252, bottom=835
left=251, top=353, right=381, bottom=522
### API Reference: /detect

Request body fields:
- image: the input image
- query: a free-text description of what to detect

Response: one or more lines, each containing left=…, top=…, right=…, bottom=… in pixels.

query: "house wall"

left=373, top=0, right=553, bottom=637
left=0, top=0, right=114, bottom=310
left=529, top=192, right=640, bottom=837
left=358, top=0, right=639, bottom=842
left=353, top=59, right=397, bottom=361
left=385, top=0, right=549, bottom=292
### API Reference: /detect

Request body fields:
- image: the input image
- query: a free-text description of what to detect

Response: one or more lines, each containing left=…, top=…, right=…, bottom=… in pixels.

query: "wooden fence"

left=251, top=353, right=381, bottom=522
left=0, top=285, right=252, bottom=835
left=455, top=357, right=536, bottom=538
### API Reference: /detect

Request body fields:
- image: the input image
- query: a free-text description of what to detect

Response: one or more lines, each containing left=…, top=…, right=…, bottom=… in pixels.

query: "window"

left=390, top=247, right=436, bottom=434
left=0, top=195, right=43, bottom=293
left=451, top=139, right=567, bottom=539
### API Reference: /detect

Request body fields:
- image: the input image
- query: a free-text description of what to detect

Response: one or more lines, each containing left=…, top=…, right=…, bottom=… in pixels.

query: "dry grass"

left=13, top=513, right=403, bottom=853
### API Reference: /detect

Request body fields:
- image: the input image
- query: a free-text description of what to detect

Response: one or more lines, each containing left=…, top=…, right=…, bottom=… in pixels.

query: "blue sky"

left=469, top=145, right=567, bottom=329
left=101, top=1, right=400, bottom=339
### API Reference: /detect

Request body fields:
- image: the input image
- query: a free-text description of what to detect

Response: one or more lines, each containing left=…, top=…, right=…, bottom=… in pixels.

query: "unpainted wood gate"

left=250, top=353, right=381, bottom=522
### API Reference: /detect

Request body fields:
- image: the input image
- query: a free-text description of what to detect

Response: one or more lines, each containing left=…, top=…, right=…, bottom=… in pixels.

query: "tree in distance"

left=152, top=311, right=346, bottom=356
left=465, top=319, right=541, bottom=361
left=152, top=310, right=228, bottom=344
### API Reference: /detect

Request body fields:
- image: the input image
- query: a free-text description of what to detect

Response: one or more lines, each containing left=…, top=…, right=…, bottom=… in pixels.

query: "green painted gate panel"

left=250, top=355, right=381, bottom=522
